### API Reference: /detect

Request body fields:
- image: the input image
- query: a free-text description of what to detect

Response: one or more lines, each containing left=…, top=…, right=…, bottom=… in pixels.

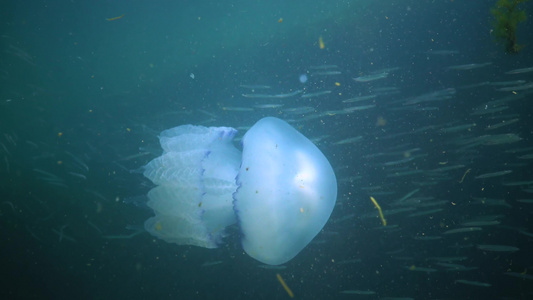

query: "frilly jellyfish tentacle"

left=143, top=125, right=240, bottom=248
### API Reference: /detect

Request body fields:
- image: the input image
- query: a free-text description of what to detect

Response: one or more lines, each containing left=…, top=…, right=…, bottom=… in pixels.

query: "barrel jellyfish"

left=143, top=117, right=337, bottom=265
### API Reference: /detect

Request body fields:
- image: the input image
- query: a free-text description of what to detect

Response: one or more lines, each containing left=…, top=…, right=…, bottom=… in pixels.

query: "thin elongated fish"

left=87, top=221, right=102, bottom=234
left=301, top=90, right=332, bottom=98
left=413, top=235, right=442, bottom=241
left=502, top=180, right=533, bottom=186
left=519, top=230, right=533, bottom=237
left=321, top=109, right=346, bottom=116
left=440, top=124, right=476, bottom=133
left=65, top=151, right=89, bottom=171
left=397, top=188, right=420, bottom=203
left=446, top=62, right=492, bottom=70
left=516, top=199, right=533, bottom=203
left=283, top=106, right=314, bottom=115
left=496, top=82, right=533, bottom=92
left=459, top=81, right=491, bottom=89
left=404, top=266, right=438, bottom=273
left=426, top=50, right=459, bottom=55
left=258, top=264, right=287, bottom=270
left=222, top=106, right=254, bottom=112
left=375, top=86, right=400, bottom=96
left=429, top=256, right=468, bottom=262
left=33, top=168, right=59, bottom=179
left=503, top=272, right=533, bottom=280
left=336, top=258, right=362, bottom=264
left=443, top=227, right=482, bottom=234
left=474, top=170, right=512, bottom=179
left=490, top=80, right=526, bottom=86
left=504, top=146, right=533, bottom=154
left=353, top=72, right=388, bottom=82
left=485, top=118, right=519, bottom=130
left=343, top=104, right=376, bottom=112
left=239, top=84, right=271, bottom=89
left=383, top=157, right=415, bottom=166
left=201, top=260, right=223, bottom=267
left=333, top=136, right=363, bottom=145
left=311, top=71, right=342, bottom=76
left=254, top=104, right=284, bottom=109
left=480, top=133, right=522, bottom=145
left=241, top=89, right=302, bottom=99
left=477, top=244, right=519, bottom=252
left=471, top=105, right=509, bottom=116
left=68, top=172, right=87, bottom=180
left=404, top=88, right=456, bottom=105
left=455, top=279, right=491, bottom=287
left=339, top=290, right=376, bottom=295
left=117, top=151, right=151, bottom=161
left=471, top=197, right=511, bottom=208
left=408, top=209, right=444, bottom=217
left=332, top=213, right=356, bottom=223
left=309, top=64, right=338, bottom=70
left=342, top=95, right=376, bottom=103
left=102, top=230, right=143, bottom=239
left=383, top=207, right=417, bottom=216
left=372, top=67, right=399, bottom=74
left=505, top=66, right=533, bottom=74
left=387, top=170, right=423, bottom=178
left=429, top=164, right=465, bottom=172
left=436, top=262, right=468, bottom=269
left=461, top=220, right=500, bottom=226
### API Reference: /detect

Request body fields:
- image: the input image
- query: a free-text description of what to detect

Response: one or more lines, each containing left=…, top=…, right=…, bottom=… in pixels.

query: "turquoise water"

left=1, top=1, right=533, bottom=299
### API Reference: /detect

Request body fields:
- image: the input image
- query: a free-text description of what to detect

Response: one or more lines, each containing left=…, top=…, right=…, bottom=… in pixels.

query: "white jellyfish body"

left=235, top=117, right=337, bottom=265
left=143, top=117, right=337, bottom=264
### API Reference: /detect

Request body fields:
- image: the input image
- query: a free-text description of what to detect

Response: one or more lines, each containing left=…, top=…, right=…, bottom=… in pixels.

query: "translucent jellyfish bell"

left=234, top=117, right=337, bottom=265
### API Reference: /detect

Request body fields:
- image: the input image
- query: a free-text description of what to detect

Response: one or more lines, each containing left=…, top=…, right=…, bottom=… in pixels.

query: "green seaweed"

left=491, top=0, right=529, bottom=53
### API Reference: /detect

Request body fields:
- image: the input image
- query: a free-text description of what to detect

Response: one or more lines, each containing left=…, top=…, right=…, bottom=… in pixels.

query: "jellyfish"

left=143, top=117, right=337, bottom=265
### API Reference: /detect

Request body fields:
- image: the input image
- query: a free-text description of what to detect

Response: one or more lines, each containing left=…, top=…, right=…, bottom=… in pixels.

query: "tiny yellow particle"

left=155, top=222, right=163, bottom=231
left=319, top=36, right=325, bottom=49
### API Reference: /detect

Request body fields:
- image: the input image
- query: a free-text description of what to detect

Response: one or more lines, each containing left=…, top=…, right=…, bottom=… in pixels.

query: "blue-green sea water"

left=1, top=1, right=533, bottom=299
